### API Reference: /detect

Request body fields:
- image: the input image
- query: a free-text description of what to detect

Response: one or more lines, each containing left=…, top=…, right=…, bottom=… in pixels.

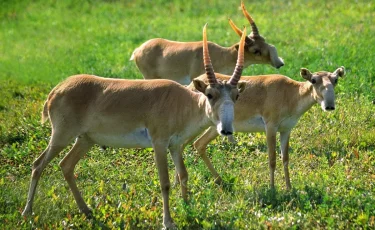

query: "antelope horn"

left=241, top=1, right=259, bottom=37
left=203, top=23, right=217, bottom=85
left=229, top=26, right=246, bottom=86
left=228, top=18, right=243, bottom=37
left=228, top=18, right=253, bottom=45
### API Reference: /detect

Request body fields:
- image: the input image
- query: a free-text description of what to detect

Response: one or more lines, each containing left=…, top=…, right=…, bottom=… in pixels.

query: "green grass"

left=1, top=0, right=375, bottom=229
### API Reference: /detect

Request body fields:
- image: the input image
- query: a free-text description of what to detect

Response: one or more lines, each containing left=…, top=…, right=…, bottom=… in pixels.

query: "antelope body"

left=188, top=67, right=345, bottom=189
left=22, top=25, right=247, bottom=229
left=130, top=1, right=284, bottom=85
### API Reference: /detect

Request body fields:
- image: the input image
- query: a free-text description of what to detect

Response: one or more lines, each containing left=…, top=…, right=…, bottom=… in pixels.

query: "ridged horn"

left=228, top=18, right=253, bottom=45
left=229, top=26, right=246, bottom=86
left=203, top=23, right=217, bottom=85
left=241, top=1, right=259, bottom=37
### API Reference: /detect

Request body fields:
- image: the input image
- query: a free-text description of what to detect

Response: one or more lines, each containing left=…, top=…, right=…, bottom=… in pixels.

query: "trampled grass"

left=1, top=0, right=375, bottom=229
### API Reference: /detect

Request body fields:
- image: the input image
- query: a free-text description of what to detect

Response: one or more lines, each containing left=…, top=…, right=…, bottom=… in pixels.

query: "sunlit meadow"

left=1, top=0, right=374, bottom=229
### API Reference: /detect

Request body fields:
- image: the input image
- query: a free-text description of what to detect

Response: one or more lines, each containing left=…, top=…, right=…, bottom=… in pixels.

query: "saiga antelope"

left=130, top=1, right=284, bottom=85
left=21, top=25, right=247, bottom=229
left=187, top=66, right=345, bottom=190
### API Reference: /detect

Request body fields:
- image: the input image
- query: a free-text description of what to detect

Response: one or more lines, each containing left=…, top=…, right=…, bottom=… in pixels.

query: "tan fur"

left=130, top=6, right=284, bottom=85
left=131, top=40, right=283, bottom=85
left=41, top=100, right=49, bottom=123
left=22, top=24, right=248, bottom=229
left=46, top=76, right=210, bottom=137
left=22, top=75, right=244, bottom=228
left=188, top=67, right=345, bottom=189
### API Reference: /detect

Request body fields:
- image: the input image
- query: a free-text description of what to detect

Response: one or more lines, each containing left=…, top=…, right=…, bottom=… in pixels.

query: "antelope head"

left=300, top=66, right=345, bottom=111
left=229, top=1, right=284, bottom=69
left=194, top=24, right=247, bottom=136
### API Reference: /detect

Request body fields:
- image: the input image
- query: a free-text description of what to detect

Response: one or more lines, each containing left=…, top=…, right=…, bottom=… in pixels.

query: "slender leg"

left=153, top=141, right=175, bottom=229
left=173, top=169, right=180, bottom=187
left=169, top=144, right=188, bottom=202
left=265, top=125, right=277, bottom=189
left=280, top=130, right=292, bottom=190
left=193, top=127, right=221, bottom=184
left=59, top=135, right=94, bottom=215
left=22, top=130, right=74, bottom=216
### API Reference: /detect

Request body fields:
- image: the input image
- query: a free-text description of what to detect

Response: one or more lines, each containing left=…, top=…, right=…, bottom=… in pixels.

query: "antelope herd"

left=22, top=1, right=345, bottom=228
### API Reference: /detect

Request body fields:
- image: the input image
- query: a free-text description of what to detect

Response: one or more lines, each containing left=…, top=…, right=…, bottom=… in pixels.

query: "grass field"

left=1, top=0, right=375, bottom=229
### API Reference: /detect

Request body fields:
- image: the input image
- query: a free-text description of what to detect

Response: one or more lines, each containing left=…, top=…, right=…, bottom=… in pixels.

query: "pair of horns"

left=229, top=1, right=260, bottom=40
left=203, top=24, right=246, bottom=86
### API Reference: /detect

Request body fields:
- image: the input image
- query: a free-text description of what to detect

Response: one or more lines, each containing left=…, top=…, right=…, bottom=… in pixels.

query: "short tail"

left=41, top=100, right=49, bottom=124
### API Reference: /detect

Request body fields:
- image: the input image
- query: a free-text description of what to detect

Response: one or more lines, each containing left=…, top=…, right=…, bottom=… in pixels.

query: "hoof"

left=214, top=177, right=223, bottom=185
left=182, top=195, right=189, bottom=203
left=163, top=220, right=177, bottom=230
left=83, top=208, right=93, bottom=218
left=22, top=208, right=32, bottom=217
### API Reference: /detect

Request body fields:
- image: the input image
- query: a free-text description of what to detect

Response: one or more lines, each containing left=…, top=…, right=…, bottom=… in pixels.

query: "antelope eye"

left=207, top=93, right=213, bottom=99
left=311, top=79, right=317, bottom=84
left=334, top=78, right=338, bottom=84
left=236, top=94, right=239, bottom=100
left=254, top=49, right=261, bottom=56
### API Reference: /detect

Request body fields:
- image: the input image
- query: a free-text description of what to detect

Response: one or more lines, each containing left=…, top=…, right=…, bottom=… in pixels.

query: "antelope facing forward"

left=188, top=66, right=345, bottom=190
left=130, top=1, right=284, bottom=85
left=21, top=25, right=247, bottom=228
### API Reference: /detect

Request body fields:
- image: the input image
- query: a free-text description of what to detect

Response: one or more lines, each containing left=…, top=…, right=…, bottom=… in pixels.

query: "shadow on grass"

left=250, top=184, right=324, bottom=211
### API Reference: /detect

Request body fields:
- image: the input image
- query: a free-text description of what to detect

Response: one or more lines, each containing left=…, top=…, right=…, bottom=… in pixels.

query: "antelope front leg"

left=153, top=141, right=175, bottom=229
left=266, top=126, right=277, bottom=189
left=280, top=130, right=292, bottom=190
left=169, top=145, right=188, bottom=201
left=193, top=127, right=221, bottom=184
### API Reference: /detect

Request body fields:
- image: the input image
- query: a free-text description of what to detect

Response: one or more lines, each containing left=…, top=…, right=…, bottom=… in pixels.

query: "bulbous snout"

left=220, top=130, right=233, bottom=136
left=276, top=62, right=284, bottom=69
left=321, top=86, right=335, bottom=111
left=325, top=106, right=335, bottom=111
left=217, top=101, right=235, bottom=136
left=269, top=46, right=284, bottom=69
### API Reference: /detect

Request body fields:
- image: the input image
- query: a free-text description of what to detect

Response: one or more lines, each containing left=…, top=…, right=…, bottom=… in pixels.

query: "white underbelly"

left=234, top=116, right=266, bottom=133
left=279, top=117, right=298, bottom=131
left=87, top=128, right=153, bottom=148
left=234, top=116, right=299, bottom=133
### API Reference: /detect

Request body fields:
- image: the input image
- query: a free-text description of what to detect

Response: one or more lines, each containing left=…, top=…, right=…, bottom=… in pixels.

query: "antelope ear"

left=334, top=66, right=345, bottom=77
left=237, top=81, right=247, bottom=93
left=193, top=79, right=208, bottom=94
left=300, top=68, right=312, bottom=81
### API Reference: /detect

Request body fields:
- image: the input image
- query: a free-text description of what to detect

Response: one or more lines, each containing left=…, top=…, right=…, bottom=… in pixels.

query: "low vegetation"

left=1, top=0, right=374, bottom=229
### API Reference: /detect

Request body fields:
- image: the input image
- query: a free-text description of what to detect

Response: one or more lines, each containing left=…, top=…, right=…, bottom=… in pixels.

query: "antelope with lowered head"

left=188, top=66, right=345, bottom=190
left=21, top=24, right=247, bottom=229
left=130, top=1, right=284, bottom=85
